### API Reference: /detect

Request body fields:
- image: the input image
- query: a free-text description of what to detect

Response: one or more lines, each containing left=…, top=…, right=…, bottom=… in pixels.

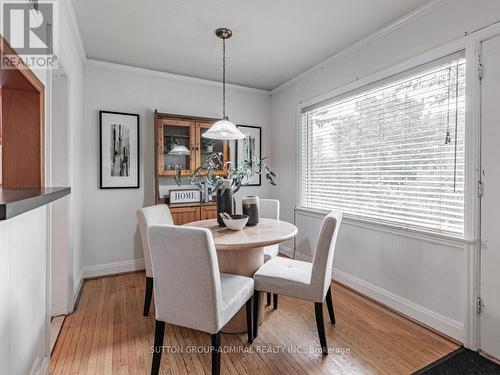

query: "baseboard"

left=29, top=356, right=49, bottom=375
left=72, top=269, right=84, bottom=310
left=333, top=267, right=464, bottom=342
left=82, top=258, right=145, bottom=279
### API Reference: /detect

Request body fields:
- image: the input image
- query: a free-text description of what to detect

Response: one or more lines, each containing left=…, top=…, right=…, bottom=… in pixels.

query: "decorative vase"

left=217, top=180, right=233, bottom=227
left=242, top=196, right=259, bottom=226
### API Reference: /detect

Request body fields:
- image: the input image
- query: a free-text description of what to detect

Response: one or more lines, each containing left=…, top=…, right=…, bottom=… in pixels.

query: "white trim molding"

left=85, top=59, right=271, bottom=95
left=271, top=0, right=448, bottom=94
left=82, top=259, right=146, bottom=279
left=61, top=0, right=87, bottom=60
left=333, top=268, right=465, bottom=342
left=295, top=207, right=475, bottom=247
left=72, top=269, right=84, bottom=310
left=29, top=356, right=49, bottom=375
left=297, top=38, right=467, bottom=111
left=280, top=241, right=465, bottom=341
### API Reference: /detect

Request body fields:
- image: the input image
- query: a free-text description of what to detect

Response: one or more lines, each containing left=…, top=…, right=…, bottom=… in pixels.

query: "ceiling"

left=71, top=0, right=433, bottom=90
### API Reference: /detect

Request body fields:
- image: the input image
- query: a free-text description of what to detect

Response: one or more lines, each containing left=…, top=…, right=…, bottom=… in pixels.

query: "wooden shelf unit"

left=154, top=111, right=228, bottom=224
left=154, top=111, right=229, bottom=178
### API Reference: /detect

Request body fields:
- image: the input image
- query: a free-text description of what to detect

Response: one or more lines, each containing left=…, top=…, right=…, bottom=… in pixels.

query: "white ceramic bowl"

left=222, top=215, right=249, bottom=231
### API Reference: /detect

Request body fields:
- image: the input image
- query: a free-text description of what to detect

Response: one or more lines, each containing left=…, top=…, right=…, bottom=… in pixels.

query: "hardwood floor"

left=51, top=272, right=458, bottom=374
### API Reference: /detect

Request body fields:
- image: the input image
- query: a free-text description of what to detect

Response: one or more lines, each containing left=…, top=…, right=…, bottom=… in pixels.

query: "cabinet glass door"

left=198, top=123, right=226, bottom=168
left=159, top=120, right=194, bottom=175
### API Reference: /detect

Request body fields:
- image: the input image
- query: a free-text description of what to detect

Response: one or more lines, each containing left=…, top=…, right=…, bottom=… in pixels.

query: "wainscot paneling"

left=279, top=208, right=474, bottom=343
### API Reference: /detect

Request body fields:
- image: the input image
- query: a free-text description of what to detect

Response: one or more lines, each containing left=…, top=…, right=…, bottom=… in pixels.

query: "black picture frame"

left=99, top=110, right=140, bottom=189
left=236, top=125, right=262, bottom=186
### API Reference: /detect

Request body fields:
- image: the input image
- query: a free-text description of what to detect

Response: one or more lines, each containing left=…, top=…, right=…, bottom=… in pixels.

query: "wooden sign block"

left=169, top=189, right=201, bottom=204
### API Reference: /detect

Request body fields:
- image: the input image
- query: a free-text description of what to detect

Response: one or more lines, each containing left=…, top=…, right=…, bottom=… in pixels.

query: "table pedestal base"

left=217, top=247, right=265, bottom=334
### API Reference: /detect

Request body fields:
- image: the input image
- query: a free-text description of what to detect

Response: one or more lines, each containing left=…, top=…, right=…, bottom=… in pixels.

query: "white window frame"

left=296, top=41, right=480, bottom=243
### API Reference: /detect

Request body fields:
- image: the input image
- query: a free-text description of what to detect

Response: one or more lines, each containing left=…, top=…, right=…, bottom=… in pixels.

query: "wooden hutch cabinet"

left=155, top=112, right=229, bottom=177
left=154, top=111, right=228, bottom=225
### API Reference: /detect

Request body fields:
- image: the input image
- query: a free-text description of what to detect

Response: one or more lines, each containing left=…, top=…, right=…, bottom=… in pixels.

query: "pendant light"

left=202, top=28, right=246, bottom=141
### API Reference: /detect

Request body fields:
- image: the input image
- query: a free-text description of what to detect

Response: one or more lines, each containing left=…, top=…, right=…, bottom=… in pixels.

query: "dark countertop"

left=0, top=187, right=71, bottom=220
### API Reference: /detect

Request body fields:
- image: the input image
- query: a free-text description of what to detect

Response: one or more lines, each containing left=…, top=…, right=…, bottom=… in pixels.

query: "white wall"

left=51, top=74, right=71, bottom=316
left=0, top=208, right=49, bottom=375
left=48, top=0, right=86, bottom=309
left=82, top=62, right=272, bottom=275
left=271, top=0, right=500, bottom=346
left=0, top=1, right=85, bottom=373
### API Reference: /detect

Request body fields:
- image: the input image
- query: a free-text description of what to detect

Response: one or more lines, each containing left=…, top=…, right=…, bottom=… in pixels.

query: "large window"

left=300, top=53, right=466, bottom=236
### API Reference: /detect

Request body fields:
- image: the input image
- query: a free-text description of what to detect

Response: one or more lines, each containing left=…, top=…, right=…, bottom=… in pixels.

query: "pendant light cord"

left=222, top=37, right=226, bottom=119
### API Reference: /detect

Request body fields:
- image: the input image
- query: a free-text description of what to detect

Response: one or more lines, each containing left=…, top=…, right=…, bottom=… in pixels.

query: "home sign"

left=169, top=189, right=201, bottom=204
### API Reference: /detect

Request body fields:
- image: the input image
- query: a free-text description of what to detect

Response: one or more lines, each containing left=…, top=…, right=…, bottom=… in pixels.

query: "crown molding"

left=85, top=59, right=271, bottom=95
left=270, top=0, right=449, bottom=94
left=61, top=0, right=87, bottom=61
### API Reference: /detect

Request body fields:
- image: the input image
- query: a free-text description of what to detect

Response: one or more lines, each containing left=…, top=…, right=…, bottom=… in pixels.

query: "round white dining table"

left=185, top=218, right=298, bottom=333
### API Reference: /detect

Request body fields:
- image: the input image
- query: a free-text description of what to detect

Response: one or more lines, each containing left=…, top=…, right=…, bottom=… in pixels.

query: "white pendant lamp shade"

left=168, top=144, right=191, bottom=155
left=202, top=118, right=246, bottom=140
left=202, top=28, right=246, bottom=141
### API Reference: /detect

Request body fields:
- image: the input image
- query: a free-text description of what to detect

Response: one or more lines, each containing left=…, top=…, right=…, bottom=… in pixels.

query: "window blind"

left=301, top=53, right=466, bottom=236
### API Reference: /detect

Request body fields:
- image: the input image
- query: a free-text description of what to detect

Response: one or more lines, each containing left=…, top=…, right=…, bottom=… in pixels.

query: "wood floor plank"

left=52, top=272, right=459, bottom=374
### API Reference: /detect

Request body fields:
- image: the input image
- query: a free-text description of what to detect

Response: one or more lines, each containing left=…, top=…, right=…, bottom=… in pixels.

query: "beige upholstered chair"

left=253, top=211, right=343, bottom=355
left=259, top=199, right=281, bottom=261
left=232, top=197, right=280, bottom=258
left=136, top=204, right=174, bottom=316
left=258, top=199, right=281, bottom=308
left=233, top=198, right=282, bottom=307
left=147, top=225, right=254, bottom=375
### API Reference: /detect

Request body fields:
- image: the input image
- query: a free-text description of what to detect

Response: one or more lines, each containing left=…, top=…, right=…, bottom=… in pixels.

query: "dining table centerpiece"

left=174, top=152, right=276, bottom=226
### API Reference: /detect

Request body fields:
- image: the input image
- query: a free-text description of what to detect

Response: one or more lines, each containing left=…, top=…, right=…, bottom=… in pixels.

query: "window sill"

left=295, top=206, right=477, bottom=246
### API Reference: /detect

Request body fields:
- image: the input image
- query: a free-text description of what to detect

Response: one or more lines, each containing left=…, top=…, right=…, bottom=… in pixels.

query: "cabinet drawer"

left=200, top=205, right=217, bottom=220
left=170, top=207, right=201, bottom=225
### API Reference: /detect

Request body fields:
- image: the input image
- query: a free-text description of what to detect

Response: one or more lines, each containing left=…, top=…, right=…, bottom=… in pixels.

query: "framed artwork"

left=236, top=125, right=262, bottom=186
left=99, top=110, right=140, bottom=189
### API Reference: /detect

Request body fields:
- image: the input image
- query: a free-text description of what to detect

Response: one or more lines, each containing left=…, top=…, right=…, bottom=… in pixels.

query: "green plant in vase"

left=173, top=152, right=276, bottom=226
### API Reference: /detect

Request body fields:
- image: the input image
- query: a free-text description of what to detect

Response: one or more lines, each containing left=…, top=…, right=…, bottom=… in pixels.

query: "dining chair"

left=147, top=224, right=254, bottom=375
left=137, top=204, right=174, bottom=316
left=252, top=211, right=343, bottom=355
left=259, top=199, right=281, bottom=309
left=233, top=197, right=281, bottom=308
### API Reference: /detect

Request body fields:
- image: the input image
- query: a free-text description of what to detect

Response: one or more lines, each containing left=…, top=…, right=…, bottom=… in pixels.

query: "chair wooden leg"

left=144, top=277, right=153, bottom=316
left=314, top=302, right=328, bottom=356
left=246, top=296, right=253, bottom=344
left=211, top=332, right=221, bottom=375
left=326, top=286, right=336, bottom=324
left=253, top=290, right=260, bottom=339
left=151, top=320, right=165, bottom=375
left=266, top=292, right=271, bottom=306
left=273, top=294, right=278, bottom=310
